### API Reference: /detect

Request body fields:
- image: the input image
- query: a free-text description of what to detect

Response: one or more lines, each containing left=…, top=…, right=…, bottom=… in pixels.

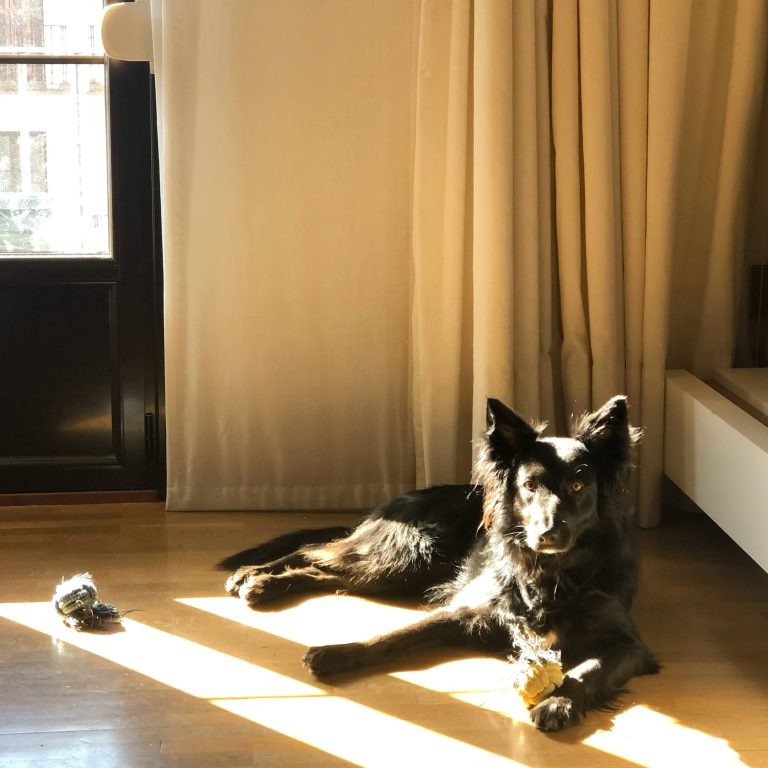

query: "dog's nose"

left=536, top=525, right=570, bottom=552
left=539, top=529, right=560, bottom=547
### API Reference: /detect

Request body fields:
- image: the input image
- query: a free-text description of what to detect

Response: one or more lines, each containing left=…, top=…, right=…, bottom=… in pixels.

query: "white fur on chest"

left=446, top=570, right=499, bottom=610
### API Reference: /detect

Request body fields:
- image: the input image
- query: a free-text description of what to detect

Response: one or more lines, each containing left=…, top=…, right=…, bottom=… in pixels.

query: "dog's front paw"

left=303, top=643, right=365, bottom=678
left=530, top=695, right=581, bottom=732
left=225, top=566, right=263, bottom=597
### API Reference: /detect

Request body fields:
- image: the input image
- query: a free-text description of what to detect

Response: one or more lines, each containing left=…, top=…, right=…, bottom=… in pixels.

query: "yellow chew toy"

left=508, top=624, right=564, bottom=708
left=512, top=657, right=565, bottom=707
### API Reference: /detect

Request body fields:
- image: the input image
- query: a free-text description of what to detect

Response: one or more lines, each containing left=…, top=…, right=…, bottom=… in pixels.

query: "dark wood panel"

left=0, top=283, right=118, bottom=462
left=0, top=259, right=119, bottom=285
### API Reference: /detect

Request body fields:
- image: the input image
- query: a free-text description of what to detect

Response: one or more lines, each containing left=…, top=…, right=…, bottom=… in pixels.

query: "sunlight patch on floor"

left=583, top=705, right=749, bottom=768
left=0, top=601, right=317, bottom=698
left=215, top=697, right=524, bottom=768
left=178, top=595, right=531, bottom=719
left=179, top=593, right=428, bottom=646
left=179, top=595, right=753, bottom=767
left=0, top=602, right=530, bottom=768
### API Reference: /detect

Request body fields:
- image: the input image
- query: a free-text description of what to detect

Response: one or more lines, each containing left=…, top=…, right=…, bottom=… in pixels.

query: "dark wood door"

left=0, top=10, right=163, bottom=495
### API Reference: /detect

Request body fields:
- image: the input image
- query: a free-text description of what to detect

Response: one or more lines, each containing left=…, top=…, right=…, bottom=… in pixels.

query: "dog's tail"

left=215, top=526, right=351, bottom=571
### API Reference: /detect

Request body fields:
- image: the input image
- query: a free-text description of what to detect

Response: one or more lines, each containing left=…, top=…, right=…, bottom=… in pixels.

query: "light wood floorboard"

left=0, top=504, right=766, bottom=767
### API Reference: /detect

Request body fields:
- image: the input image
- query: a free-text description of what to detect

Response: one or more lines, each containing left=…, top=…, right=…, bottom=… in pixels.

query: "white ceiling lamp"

left=101, top=0, right=153, bottom=63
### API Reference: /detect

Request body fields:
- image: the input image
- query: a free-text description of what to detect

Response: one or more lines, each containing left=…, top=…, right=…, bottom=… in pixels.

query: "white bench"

left=665, top=368, right=768, bottom=573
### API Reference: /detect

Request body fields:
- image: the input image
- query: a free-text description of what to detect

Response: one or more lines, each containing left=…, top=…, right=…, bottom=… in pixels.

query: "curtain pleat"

left=552, top=0, right=591, bottom=415
left=578, top=0, right=626, bottom=406
left=471, top=0, right=517, bottom=434
left=411, top=0, right=473, bottom=488
left=637, top=0, right=692, bottom=521
left=616, top=0, right=649, bottom=431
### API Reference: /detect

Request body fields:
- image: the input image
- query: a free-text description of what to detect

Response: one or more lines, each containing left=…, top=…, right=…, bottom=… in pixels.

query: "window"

left=0, top=0, right=108, bottom=256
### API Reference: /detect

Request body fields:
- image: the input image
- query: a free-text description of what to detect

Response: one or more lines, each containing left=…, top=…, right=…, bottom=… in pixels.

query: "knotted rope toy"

left=508, top=625, right=565, bottom=708
left=52, top=573, right=125, bottom=631
left=510, top=647, right=565, bottom=707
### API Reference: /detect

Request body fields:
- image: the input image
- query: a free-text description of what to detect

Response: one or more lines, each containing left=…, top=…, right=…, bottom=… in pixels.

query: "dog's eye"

left=523, top=480, right=537, bottom=493
left=570, top=480, right=584, bottom=493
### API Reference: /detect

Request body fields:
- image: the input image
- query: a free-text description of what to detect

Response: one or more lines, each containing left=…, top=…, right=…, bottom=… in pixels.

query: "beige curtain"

left=153, top=0, right=767, bottom=524
left=413, top=0, right=768, bottom=526
left=153, top=1, right=420, bottom=510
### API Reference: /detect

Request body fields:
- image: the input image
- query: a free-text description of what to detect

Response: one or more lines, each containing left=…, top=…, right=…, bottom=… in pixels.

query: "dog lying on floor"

left=218, top=395, right=658, bottom=731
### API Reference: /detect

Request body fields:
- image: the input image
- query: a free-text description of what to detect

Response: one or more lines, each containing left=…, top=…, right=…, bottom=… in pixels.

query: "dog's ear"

left=479, top=398, right=539, bottom=530
left=486, top=397, right=537, bottom=462
left=573, top=395, right=641, bottom=492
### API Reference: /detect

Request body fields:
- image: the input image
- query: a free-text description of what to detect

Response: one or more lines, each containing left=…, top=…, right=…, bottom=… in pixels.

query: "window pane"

left=0, top=131, right=21, bottom=192
left=0, top=62, right=109, bottom=256
left=29, top=130, right=46, bottom=192
left=0, top=0, right=105, bottom=56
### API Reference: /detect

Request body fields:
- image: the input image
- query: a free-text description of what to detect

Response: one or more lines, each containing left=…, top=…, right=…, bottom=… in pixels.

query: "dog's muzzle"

left=529, top=524, right=572, bottom=554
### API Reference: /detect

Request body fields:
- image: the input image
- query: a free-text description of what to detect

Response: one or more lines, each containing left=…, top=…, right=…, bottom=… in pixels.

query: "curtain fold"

left=637, top=0, right=692, bottom=522
left=152, top=0, right=767, bottom=525
left=411, top=0, right=474, bottom=488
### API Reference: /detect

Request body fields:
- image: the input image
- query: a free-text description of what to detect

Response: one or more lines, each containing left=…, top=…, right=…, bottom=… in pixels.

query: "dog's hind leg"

left=234, top=563, right=350, bottom=606
left=303, top=608, right=504, bottom=677
left=216, top=526, right=351, bottom=571
left=224, top=550, right=320, bottom=596
left=226, top=541, right=354, bottom=600
left=221, top=527, right=352, bottom=599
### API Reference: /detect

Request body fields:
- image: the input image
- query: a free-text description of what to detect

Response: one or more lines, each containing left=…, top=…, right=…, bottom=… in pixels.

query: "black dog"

left=218, top=396, right=658, bottom=731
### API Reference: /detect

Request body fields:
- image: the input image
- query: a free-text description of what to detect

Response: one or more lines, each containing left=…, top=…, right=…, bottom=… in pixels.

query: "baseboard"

left=0, top=490, right=161, bottom=507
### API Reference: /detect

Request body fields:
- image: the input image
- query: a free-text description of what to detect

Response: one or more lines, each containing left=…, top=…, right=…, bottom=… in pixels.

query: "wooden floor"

left=0, top=505, right=766, bottom=768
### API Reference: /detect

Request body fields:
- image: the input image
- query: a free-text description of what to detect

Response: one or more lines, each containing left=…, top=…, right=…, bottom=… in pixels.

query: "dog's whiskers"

left=504, top=525, right=527, bottom=545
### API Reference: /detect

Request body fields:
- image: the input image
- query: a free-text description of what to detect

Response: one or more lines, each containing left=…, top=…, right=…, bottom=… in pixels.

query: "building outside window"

left=29, top=129, right=46, bottom=192
left=0, top=130, right=21, bottom=193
